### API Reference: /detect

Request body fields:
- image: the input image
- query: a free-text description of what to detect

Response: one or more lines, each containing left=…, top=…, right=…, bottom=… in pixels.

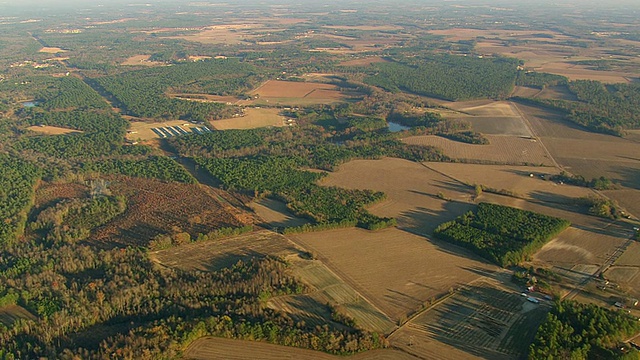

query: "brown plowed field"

left=211, top=108, right=287, bottom=130
left=249, top=80, right=350, bottom=105
left=151, top=230, right=299, bottom=271
left=404, top=135, right=552, bottom=166
left=183, top=337, right=420, bottom=360
left=292, top=227, right=499, bottom=322
left=533, top=227, right=626, bottom=267
left=91, top=177, right=250, bottom=247
left=518, top=103, right=640, bottom=191
left=426, top=163, right=593, bottom=202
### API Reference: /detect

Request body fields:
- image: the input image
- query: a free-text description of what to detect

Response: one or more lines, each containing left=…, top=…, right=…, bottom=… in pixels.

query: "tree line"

left=434, top=203, right=570, bottom=267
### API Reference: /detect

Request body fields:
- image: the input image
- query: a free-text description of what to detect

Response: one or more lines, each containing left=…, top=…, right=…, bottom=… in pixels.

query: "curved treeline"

left=83, top=156, right=197, bottom=184
left=0, top=156, right=41, bottom=245
left=434, top=203, right=570, bottom=267
left=195, top=156, right=394, bottom=231
left=514, top=79, right=640, bottom=135
left=364, top=55, right=518, bottom=101
left=96, top=59, right=258, bottom=121
left=529, top=300, right=640, bottom=359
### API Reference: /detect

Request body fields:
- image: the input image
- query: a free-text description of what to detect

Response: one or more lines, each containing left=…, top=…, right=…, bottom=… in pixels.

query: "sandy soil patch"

left=121, top=54, right=162, bottom=66
left=292, top=227, right=500, bottom=321
left=183, top=337, right=419, bottom=360
left=320, top=158, right=474, bottom=234
left=338, top=56, right=389, bottom=67
left=188, top=55, right=212, bottom=61
left=212, top=108, right=288, bottom=130
left=38, top=47, right=66, bottom=53
left=27, top=125, right=81, bottom=135
left=127, top=120, right=201, bottom=141
left=404, top=135, right=552, bottom=166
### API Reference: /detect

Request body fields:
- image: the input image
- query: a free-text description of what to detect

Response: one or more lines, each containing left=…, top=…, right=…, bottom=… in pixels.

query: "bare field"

left=127, top=120, right=199, bottom=141
left=92, top=177, right=250, bottom=247
left=392, top=281, right=546, bottom=360
left=250, top=198, right=310, bottom=229
left=163, top=24, right=265, bottom=44
left=322, top=25, right=403, bottom=31
left=320, top=158, right=474, bottom=234
left=518, top=103, right=640, bottom=189
left=291, top=227, right=500, bottom=322
left=338, top=56, right=389, bottom=67
left=426, top=163, right=593, bottom=202
left=38, top=46, right=66, bottom=53
left=536, top=85, right=578, bottom=101
left=27, top=125, right=81, bottom=135
left=211, top=108, right=288, bottom=130
left=151, top=230, right=299, bottom=271
left=404, top=135, right=552, bottom=166
left=511, top=86, right=541, bottom=98
left=121, top=54, right=162, bottom=66
left=183, top=337, right=419, bottom=360
left=533, top=227, right=626, bottom=267
left=0, top=305, right=37, bottom=326
left=270, top=259, right=395, bottom=333
left=449, top=101, right=519, bottom=117
left=249, top=80, right=349, bottom=105
left=611, top=242, right=640, bottom=267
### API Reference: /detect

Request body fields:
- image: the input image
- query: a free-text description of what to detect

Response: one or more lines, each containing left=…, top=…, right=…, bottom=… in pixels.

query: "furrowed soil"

left=291, top=227, right=500, bottom=322
left=183, top=337, right=420, bottom=360
left=151, top=230, right=299, bottom=272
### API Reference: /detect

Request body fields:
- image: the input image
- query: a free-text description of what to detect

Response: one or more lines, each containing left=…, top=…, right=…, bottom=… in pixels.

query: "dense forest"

left=0, top=156, right=41, bottom=245
left=364, top=55, right=518, bottom=101
left=529, top=300, right=640, bottom=359
left=83, top=156, right=196, bottom=184
left=96, top=59, right=261, bottom=121
left=434, top=203, right=570, bottom=267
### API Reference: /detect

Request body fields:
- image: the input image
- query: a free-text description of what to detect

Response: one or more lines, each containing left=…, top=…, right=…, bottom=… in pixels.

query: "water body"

left=387, top=122, right=410, bottom=132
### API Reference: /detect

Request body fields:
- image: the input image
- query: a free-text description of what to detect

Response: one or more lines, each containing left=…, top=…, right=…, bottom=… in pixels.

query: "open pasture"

left=211, top=108, right=288, bottom=130
left=249, top=80, right=350, bottom=106
left=393, top=281, right=545, bottom=360
left=162, top=24, right=267, bottom=44
left=183, top=337, right=419, bottom=360
left=404, top=135, right=552, bottom=166
left=27, top=125, right=81, bottom=135
left=151, top=230, right=298, bottom=272
left=0, top=305, right=37, bottom=326
left=320, top=157, right=474, bottom=234
left=292, top=227, right=500, bottom=322
left=91, top=177, right=249, bottom=247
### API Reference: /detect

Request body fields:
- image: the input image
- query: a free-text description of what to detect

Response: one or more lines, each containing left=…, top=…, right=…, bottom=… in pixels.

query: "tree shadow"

left=611, top=165, right=640, bottom=190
